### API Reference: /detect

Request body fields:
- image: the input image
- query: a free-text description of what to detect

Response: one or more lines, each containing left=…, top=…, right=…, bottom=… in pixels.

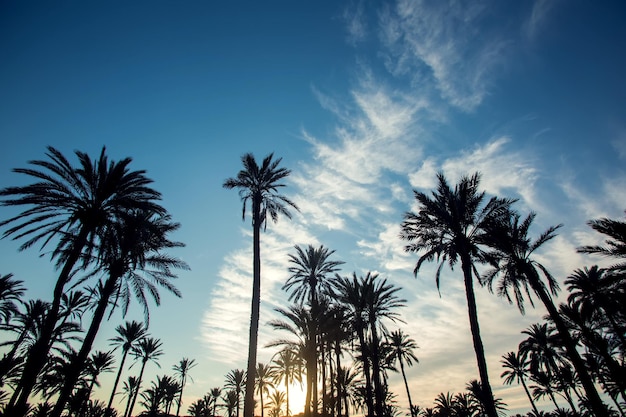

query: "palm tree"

left=501, top=351, right=539, bottom=415
left=209, top=387, right=223, bottom=417
left=267, top=305, right=316, bottom=417
left=127, top=337, right=164, bottom=417
left=121, top=376, right=140, bottom=417
left=400, top=172, right=512, bottom=417
left=107, top=321, right=147, bottom=415
left=223, top=390, right=240, bottom=417
left=0, top=146, right=165, bottom=417
left=565, top=266, right=626, bottom=350
left=225, top=369, right=246, bottom=417
left=271, top=348, right=303, bottom=417
left=331, top=273, right=374, bottom=417
left=51, top=211, right=186, bottom=417
left=282, top=244, right=343, bottom=417
left=362, top=274, right=406, bottom=416
left=85, top=350, right=116, bottom=403
left=267, top=390, right=286, bottom=417
left=224, top=152, right=298, bottom=417
left=174, top=357, right=197, bottom=417
left=578, top=212, right=626, bottom=271
left=480, top=211, right=607, bottom=415
left=386, top=330, right=419, bottom=417
left=256, top=363, right=275, bottom=417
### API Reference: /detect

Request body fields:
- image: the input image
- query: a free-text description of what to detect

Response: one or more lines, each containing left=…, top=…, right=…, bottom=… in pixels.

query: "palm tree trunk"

left=51, top=275, right=118, bottom=417
left=527, top=268, right=608, bottom=416
left=128, top=360, right=148, bottom=417
left=108, top=350, right=130, bottom=415
left=244, top=196, right=262, bottom=417
left=335, top=343, right=342, bottom=417
left=285, top=373, right=290, bottom=417
left=368, top=320, right=385, bottom=417
left=398, top=357, right=415, bottom=417
left=6, top=230, right=88, bottom=417
left=355, top=323, right=374, bottom=417
left=177, top=377, right=186, bottom=417
left=461, top=257, right=498, bottom=417
left=519, top=376, right=539, bottom=416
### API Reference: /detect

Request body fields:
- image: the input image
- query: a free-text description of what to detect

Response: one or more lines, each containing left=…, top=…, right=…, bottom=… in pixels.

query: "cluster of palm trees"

left=0, top=147, right=189, bottom=416
left=399, top=173, right=625, bottom=417
left=1, top=148, right=625, bottom=417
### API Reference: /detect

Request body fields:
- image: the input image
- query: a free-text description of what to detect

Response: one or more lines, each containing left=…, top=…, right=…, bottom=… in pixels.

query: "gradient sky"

left=1, top=1, right=625, bottom=415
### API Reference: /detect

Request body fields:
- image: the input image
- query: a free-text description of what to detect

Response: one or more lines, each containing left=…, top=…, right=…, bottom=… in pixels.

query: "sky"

left=1, top=1, right=625, bottom=415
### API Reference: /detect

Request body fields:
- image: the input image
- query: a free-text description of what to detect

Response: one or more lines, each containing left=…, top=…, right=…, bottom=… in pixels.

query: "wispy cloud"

left=378, top=0, right=508, bottom=111
left=523, top=0, right=558, bottom=41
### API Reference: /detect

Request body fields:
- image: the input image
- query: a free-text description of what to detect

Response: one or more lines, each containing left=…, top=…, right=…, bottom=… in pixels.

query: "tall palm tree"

left=271, top=348, right=303, bottom=417
left=223, top=152, right=298, bottom=417
left=255, top=363, right=275, bottom=417
left=501, top=351, right=539, bottom=415
left=362, top=274, right=406, bottom=416
left=386, top=330, right=419, bottom=417
left=51, top=211, right=186, bottom=417
left=282, top=244, right=343, bottom=417
left=127, top=337, right=164, bottom=417
left=331, top=273, right=374, bottom=417
left=481, top=211, right=608, bottom=415
left=107, top=320, right=147, bottom=415
left=173, top=357, right=197, bottom=417
left=400, top=172, right=512, bottom=417
left=0, top=146, right=165, bottom=417
left=225, top=369, right=246, bottom=417
left=268, top=305, right=316, bottom=417
left=77, top=350, right=116, bottom=416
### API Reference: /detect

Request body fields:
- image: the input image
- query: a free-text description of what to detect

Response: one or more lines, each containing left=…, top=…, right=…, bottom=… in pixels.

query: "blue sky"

left=1, top=1, right=625, bottom=415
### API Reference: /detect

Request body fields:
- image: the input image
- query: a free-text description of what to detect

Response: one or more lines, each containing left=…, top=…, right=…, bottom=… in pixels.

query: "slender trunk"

left=177, top=375, right=186, bottom=417
left=52, top=274, right=118, bottom=417
left=108, top=350, right=130, bottom=415
left=128, top=360, right=148, bottom=417
left=310, top=285, right=319, bottom=417
left=368, top=317, right=385, bottom=417
left=335, top=343, right=342, bottom=417
left=320, top=339, right=327, bottom=417
left=519, top=376, right=539, bottom=416
left=461, top=256, right=498, bottom=417
left=124, top=386, right=134, bottom=417
left=243, top=197, right=262, bottom=417
left=398, top=357, right=415, bottom=417
left=527, top=267, right=608, bottom=416
left=305, top=343, right=314, bottom=417
left=285, top=373, right=290, bottom=417
left=548, top=389, right=561, bottom=411
left=260, top=388, right=265, bottom=417
left=6, top=229, right=88, bottom=417
left=355, top=321, right=374, bottom=417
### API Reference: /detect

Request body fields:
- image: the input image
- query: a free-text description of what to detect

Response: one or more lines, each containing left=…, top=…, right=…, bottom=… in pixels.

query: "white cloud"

left=379, top=0, right=508, bottom=111
left=523, top=0, right=557, bottom=41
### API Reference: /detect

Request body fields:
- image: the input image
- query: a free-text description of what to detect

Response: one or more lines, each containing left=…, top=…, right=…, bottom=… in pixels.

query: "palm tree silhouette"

left=127, top=336, right=164, bottom=417
left=578, top=212, right=626, bottom=271
left=51, top=211, right=186, bottom=417
left=400, top=172, right=512, bottom=417
left=107, top=320, right=147, bottom=415
left=282, top=244, right=343, bottom=417
left=80, top=350, right=116, bottom=414
left=481, top=211, right=607, bottom=415
left=0, top=147, right=165, bottom=417
left=209, top=387, right=223, bottom=417
left=225, top=369, right=246, bottom=417
left=501, top=351, right=539, bottom=415
left=173, top=357, right=197, bottom=417
left=0, top=273, right=25, bottom=325
left=255, top=362, right=275, bottom=417
left=223, top=152, right=298, bottom=417
left=387, top=329, right=419, bottom=417
left=121, top=376, right=140, bottom=417
left=331, top=272, right=374, bottom=417
left=271, top=348, right=303, bottom=417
